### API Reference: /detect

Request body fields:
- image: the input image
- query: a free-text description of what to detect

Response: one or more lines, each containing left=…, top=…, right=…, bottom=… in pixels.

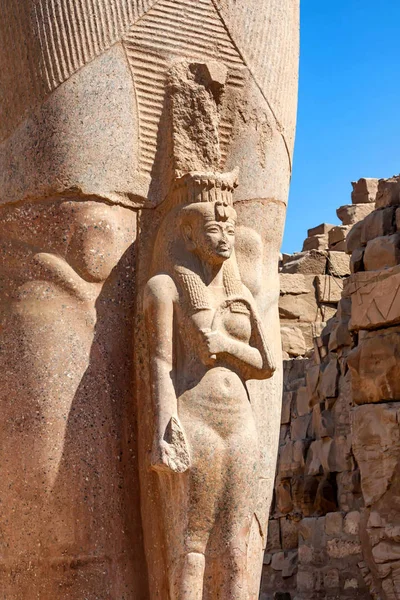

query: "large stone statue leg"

left=0, top=199, right=145, bottom=596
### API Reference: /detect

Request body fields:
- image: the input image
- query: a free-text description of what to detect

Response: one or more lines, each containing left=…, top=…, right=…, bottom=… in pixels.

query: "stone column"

left=0, top=1, right=299, bottom=597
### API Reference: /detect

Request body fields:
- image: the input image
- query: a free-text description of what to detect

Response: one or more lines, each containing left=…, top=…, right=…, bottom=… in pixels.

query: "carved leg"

left=170, top=408, right=226, bottom=599
left=213, top=414, right=259, bottom=599
left=179, top=552, right=206, bottom=600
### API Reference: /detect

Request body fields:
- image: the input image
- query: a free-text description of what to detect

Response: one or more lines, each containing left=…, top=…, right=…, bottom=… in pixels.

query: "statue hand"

left=199, top=328, right=231, bottom=362
left=151, top=416, right=191, bottom=475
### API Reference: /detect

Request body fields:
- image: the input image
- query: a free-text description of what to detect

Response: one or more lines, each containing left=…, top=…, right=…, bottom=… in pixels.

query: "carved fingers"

left=199, top=328, right=231, bottom=362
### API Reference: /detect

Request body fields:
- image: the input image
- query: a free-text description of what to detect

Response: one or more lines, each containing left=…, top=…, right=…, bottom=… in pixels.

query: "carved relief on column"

left=136, top=59, right=278, bottom=599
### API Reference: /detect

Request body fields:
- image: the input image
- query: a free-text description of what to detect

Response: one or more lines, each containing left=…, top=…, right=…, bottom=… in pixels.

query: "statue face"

left=192, top=217, right=236, bottom=265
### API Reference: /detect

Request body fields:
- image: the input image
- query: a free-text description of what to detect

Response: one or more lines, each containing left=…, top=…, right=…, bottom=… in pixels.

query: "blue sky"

left=282, top=0, right=400, bottom=254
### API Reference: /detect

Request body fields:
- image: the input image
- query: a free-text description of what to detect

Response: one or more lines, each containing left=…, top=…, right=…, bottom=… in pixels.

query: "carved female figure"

left=144, top=173, right=275, bottom=599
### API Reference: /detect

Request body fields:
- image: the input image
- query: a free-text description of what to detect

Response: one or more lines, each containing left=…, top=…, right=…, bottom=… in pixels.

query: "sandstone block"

left=281, top=250, right=327, bottom=275
left=306, top=364, right=321, bottom=406
left=350, top=247, right=365, bottom=273
left=315, top=275, right=343, bottom=303
left=267, top=519, right=282, bottom=552
left=327, top=539, right=362, bottom=559
left=351, top=178, right=379, bottom=204
left=348, top=265, right=400, bottom=330
left=281, top=320, right=314, bottom=353
left=337, top=203, right=375, bottom=225
left=336, top=470, right=362, bottom=513
left=297, top=570, right=315, bottom=592
left=262, top=552, right=271, bottom=565
left=375, top=176, right=400, bottom=208
left=282, top=550, right=298, bottom=578
left=281, top=326, right=307, bottom=357
left=291, top=415, right=312, bottom=441
left=352, top=404, right=400, bottom=505
left=281, top=391, right=293, bottom=425
left=325, top=512, right=343, bottom=536
left=346, top=220, right=364, bottom=253
left=344, top=578, right=359, bottom=590
left=284, top=358, right=308, bottom=385
left=291, top=476, right=319, bottom=517
left=338, top=296, right=352, bottom=320
left=280, top=273, right=314, bottom=295
left=312, top=403, right=334, bottom=439
left=271, top=551, right=285, bottom=571
left=279, top=292, right=321, bottom=323
left=308, top=223, right=335, bottom=237
left=295, top=386, right=311, bottom=417
left=302, top=234, right=329, bottom=252
left=363, top=233, right=400, bottom=271
left=319, top=357, right=339, bottom=398
left=328, top=321, right=352, bottom=351
left=329, top=225, right=351, bottom=248
left=280, top=441, right=307, bottom=478
left=348, top=326, right=400, bottom=403
left=344, top=511, right=360, bottom=536
left=280, top=517, right=299, bottom=550
left=276, top=479, right=293, bottom=515
left=329, top=240, right=347, bottom=252
left=305, top=440, right=324, bottom=476
left=298, top=543, right=313, bottom=565
left=320, top=304, right=338, bottom=322
left=361, top=206, right=396, bottom=245
left=328, top=436, right=353, bottom=473
left=280, top=424, right=290, bottom=445
left=306, top=438, right=337, bottom=476
left=372, top=542, right=400, bottom=563
left=324, top=569, right=340, bottom=589
left=328, top=251, right=351, bottom=276
left=298, top=516, right=326, bottom=544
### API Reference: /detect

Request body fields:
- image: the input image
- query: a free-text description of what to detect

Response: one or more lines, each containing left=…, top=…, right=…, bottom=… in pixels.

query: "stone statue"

left=144, top=171, right=275, bottom=598
left=0, top=1, right=298, bottom=597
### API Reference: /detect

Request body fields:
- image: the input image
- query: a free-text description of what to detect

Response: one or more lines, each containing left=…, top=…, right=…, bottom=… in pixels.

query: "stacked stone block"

left=345, top=175, right=400, bottom=599
left=262, top=177, right=396, bottom=599
left=278, top=183, right=376, bottom=359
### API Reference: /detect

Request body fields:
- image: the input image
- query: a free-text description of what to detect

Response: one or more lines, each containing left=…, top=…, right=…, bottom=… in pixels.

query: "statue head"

left=180, top=200, right=237, bottom=266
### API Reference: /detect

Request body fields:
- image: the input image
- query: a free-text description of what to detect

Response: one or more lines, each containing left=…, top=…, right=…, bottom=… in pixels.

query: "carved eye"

left=226, top=228, right=235, bottom=236
left=206, top=226, right=220, bottom=234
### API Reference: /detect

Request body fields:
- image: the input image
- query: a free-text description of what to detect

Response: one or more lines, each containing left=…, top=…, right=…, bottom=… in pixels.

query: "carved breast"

left=217, top=303, right=252, bottom=344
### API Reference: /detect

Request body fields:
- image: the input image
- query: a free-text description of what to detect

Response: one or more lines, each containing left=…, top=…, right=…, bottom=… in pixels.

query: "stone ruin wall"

left=261, top=176, right=400, bottom=600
